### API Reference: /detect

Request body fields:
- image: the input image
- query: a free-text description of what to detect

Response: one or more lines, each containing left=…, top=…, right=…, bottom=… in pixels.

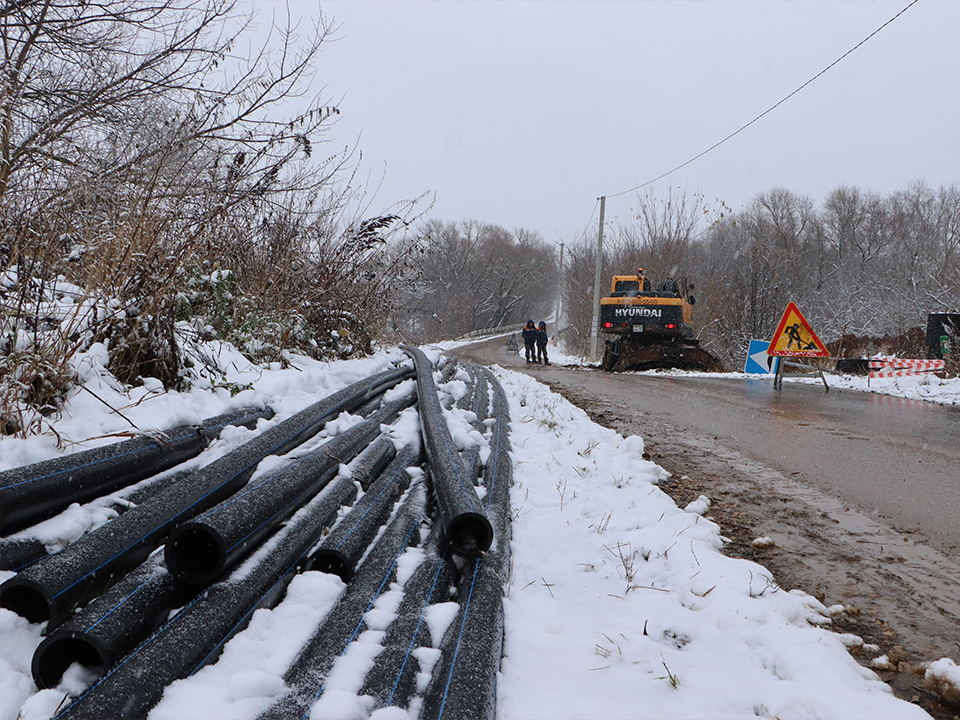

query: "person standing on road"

left=522, top=320, right=538, bottom=364
left=536, top=321, right=550, bottom=365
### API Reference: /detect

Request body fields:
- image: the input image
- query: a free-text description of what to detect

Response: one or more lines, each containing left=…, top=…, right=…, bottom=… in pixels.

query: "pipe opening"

left=0, top=581, right=51, bottom=623
left=309, top=550, right=354, bottom=583
left=33, top=633, right=107, bottom=689
left=448, top=513, right=494, bottom=558
left=165, top=525, right=225, bottom=585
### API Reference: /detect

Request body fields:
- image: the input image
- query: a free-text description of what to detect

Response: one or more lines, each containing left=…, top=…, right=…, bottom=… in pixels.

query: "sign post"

left=767, top=302, right=830, bottom=391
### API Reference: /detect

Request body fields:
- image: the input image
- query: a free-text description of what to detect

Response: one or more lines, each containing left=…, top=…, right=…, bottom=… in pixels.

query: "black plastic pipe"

left=0, top=366, right=412, bottom=627
left=32, top=553, right=196, bottom=689
left=479, top=366, right=514, bottom=578
left=354, top=391, right=390, bottom=418
left=0, top=463, right=198, bottom=574
left=401, top=346, right=492, bottom=558
left=0, top=407, right=272, bottom=535
left=309, top=442, right=422, bottom=582
left=419, top=367, right=513, bottom=720
left=258, top=482, right=428, bottom=720
left=453, top=363, right=473, bottom=413
left=165, top=397, right=413, bottom=585
left=117, top=464, right=200, bottom=507
left=458, top=364, right=489, bottom=485
left=419, top=556, right=504, bottom=720
left=0, top=537, right=48, bottom=572
left=54, top=467, right=367, bottom=720
left=468, top=365, right=490, bottom=429
left=358, top=526, right=456, bottom=713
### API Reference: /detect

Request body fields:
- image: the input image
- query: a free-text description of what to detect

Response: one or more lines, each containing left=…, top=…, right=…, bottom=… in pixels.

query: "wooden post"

left=554, top=241, right=564, bottom=326
left=590, top=196, right=606, bottom=363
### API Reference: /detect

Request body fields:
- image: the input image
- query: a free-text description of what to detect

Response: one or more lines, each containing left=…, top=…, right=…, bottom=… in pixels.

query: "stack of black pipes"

left=0, top=367, right=411, bottom=627
left=4, top=352, right=515, bottom=720
left=0, top=407, right=274, bottom=572
left=34, top=390, right=416, bottom=696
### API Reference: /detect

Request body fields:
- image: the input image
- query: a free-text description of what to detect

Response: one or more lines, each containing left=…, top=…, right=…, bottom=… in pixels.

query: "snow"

left=492, top=368, right=927, bottom=720
left=925, top=658, right=960, bottom=706
left=1, top=336, right=956, bottom=719
left=611, top=366, right=960, bottom=407
left=150, top=571, right=346, bottom=720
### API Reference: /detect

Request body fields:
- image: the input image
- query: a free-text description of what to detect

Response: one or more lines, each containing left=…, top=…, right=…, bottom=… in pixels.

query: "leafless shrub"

left=0, top=1, right=429, bottom=434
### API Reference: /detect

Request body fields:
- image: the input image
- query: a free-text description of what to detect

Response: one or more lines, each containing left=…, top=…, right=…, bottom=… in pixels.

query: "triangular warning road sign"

left=768, top=302, right=829, bottom=357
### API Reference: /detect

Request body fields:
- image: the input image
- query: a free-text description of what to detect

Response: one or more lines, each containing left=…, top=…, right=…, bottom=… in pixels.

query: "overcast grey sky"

left=252, top=1, right=959, bottom=242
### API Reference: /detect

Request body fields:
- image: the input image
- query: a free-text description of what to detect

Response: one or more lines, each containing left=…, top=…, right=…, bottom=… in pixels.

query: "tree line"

left=392, top=219, right=556, bottom=343
left=560, top=183, right=960, bottom=368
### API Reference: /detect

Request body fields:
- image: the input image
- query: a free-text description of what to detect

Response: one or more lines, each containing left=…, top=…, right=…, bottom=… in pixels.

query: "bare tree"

left=1, top=0, right=343, bottom=201
left=887, top=182, right=960, bottom=328
left=614, top=188, right=705, bottom=279
left=0, top=1, right=431, bottom=433
left=394, top=220, right=556, bottom=342
left=558, top=232, right=610, bottom=357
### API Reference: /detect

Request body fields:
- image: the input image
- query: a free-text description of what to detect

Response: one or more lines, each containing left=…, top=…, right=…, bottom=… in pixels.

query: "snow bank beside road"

left=493, top=366, right=929, bottom=719
left=597, top=364, right=960, bottom=407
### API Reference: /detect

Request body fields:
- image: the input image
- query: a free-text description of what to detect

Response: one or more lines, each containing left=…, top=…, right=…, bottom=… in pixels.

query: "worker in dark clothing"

left=521, top=320, right=538, bottom=364
left=536, top=321, right=550, bottom=365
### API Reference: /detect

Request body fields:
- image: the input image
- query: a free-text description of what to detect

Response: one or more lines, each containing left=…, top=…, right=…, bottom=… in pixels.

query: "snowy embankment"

left=492, top=367, right=931, bottom=719
left=0, top=336, right=956, bottom=718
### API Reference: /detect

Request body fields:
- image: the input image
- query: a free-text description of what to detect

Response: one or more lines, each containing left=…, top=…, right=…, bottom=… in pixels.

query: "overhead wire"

left=604, top=0, right=920, bottom=201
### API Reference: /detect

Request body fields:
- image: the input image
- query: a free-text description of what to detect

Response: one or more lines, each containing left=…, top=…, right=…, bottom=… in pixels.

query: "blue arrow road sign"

left=745, top=339, right=780, bottom=374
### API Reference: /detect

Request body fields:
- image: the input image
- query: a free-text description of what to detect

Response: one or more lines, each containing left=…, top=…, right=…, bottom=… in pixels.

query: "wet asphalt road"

left=459, top=338, right=960, bottom=555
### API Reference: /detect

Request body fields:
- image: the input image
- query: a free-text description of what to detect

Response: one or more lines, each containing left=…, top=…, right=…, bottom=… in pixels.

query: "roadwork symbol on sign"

left=768, top=302, right=829, bottom=357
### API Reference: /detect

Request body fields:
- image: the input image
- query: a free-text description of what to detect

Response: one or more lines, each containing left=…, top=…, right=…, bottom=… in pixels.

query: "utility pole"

left=590, top=196, right=606, bottom=362
left=554, top=241, right=564, bottom=326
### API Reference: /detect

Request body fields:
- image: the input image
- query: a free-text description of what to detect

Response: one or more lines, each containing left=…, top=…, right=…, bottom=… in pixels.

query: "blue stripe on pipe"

left=385, top=545, right=450, bottom=708
left=1, top=429, right=198, bottom=490
left=2, top=410, right=268, bottom=491
left=301, top=521, right=420, bottom=720
left=333, top=448, right=415, bottom=552
left=437, top=559, right=481, bottom=719
left=85, top=574, right=154, bottom=632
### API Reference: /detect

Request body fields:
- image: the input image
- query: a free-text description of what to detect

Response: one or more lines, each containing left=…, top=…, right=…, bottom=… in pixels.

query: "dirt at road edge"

left=540, top=376, right=960, bottom=720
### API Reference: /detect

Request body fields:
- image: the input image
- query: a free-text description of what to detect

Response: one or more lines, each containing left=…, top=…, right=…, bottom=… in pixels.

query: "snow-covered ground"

left=1, top=336, right=958, bottom=719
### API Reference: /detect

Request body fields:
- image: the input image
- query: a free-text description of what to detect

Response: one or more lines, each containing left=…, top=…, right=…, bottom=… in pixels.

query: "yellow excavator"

left=599, top=269, right=723, bottom=372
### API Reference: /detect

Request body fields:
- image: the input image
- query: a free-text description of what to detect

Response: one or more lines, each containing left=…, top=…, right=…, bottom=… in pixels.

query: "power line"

left=606, top=0, right=919, bottom=200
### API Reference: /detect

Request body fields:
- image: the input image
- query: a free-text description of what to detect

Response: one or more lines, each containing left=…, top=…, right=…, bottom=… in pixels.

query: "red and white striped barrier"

left=868, top=358, right=945, bottom=379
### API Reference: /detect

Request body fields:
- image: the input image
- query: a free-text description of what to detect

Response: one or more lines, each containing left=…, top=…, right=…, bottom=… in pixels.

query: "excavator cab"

left=611, top=270, right=651, bottom=297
